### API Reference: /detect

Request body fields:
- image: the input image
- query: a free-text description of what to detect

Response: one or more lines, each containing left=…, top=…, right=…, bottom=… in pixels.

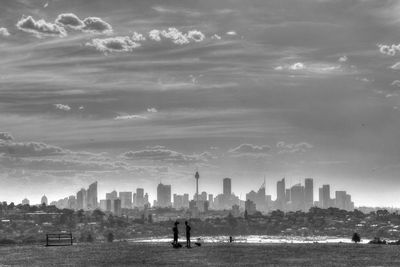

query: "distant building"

left=173, top=194, right=184, bottom=210
left=99, top=199, right=107, bottom=211
left=106, top=190, right=118, bottom=201
left=304, top=178, right=314, bottom=211
left=321, top=185, right=331, bottom=209
left=41, top=195, right=48, bottom=206
left=156, top=183, right=171, bottom=208
left=76, top=189, right=87, bottom=210
left=290, top=183, right=305, bottom=211
left=223, top=178, right=231, bottom=196
left=119, top=191, right=132, bottom=209
left=112, top=198, right=121, bottom=216
left=68, top=195, right=76, bottom=210
left=183, top=193, right=189, bottom=208
left=276, top=178, right=286, bottom=210
left=245, top=199, right=257, bottom=215
left=335, top=191, right=347, bottom=210
left=87, top=182, right=98, bottom=210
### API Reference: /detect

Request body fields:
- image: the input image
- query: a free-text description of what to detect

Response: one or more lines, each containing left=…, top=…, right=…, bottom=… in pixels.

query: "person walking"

left=172, top=221, right=179, bottom=246
left=185, top=221, right=191, bottom=248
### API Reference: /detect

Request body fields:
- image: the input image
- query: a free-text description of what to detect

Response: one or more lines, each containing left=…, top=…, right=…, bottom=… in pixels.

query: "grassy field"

left=1, top=242, right=400, bottom=266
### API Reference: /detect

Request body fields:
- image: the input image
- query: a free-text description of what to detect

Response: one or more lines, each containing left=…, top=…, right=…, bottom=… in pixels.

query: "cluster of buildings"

left=27, top=173, right=355, bottom=217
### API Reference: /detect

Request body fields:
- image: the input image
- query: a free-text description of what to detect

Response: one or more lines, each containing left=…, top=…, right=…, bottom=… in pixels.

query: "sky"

left=0, top=0, right=400, bottom=207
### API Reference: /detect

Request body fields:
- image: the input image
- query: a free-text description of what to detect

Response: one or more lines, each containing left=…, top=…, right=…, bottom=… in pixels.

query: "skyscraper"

left=76, top=189, right=87, bottom=210
left=304, top=178, right=314, bottom=211
left=223, top=178, right=231, bottom=196
left=157, top=183, right=171, bottom=208
left=276, top=178, right=286, bottom=210
left=195, top=171, right=200, bottom=202
left=322, top=184, right=331, bottom=209
left=335, top=191, right=347, bottom=210
left=290, top=183, right=305, bottom=211
left=87, top=181, right=98, bottom=210
left=119, top=191, right=132, bottom=209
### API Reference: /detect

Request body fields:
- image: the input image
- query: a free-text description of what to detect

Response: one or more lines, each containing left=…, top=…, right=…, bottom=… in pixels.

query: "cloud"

left=211, top=34, right=222, bottom=40
left=148, top=28, right=206, bottom=45
left=0, top=133, right=14, bottom=141
left=229, top=144, right=271, bottom=155
left=338, top=55, right=348, bottom=62
left=0, top=27, right=10, bottom=37
left=114, top=114, right=147, bottom=120
left=379, top=44, right=400, bottom=56
left=147, top=107, right=158, bottom=113
left=121, top=148, right=212, bottom=164
left=390, top=62, right=400, bottom=70
left=55, top=13, right=84, bottom=30
left=0, top=141, right=68, bottom=157
left=391, top=80, right=400, bottom=88
left=276, top=141, right=313, bottom=154
left=81, top=17, right=113, bottom=34
left=54, top=104, right=71, bottom=111
left=131, top=32, right=146, bottom=41
left=16, top=16, right=67, bottom=38
left=187, top=30, right=205, bottom=42
left=87, top=36, right=141, bottom=53
left=289, top=62, right=306, bottom=70
left=275, top=62, right=342, bottom=74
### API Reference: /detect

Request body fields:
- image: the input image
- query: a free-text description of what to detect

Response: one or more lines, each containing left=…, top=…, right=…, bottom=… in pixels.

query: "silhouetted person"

left=229, top=236, right=233, bottom=243
left=185, top=221, right=191, bottom=248
left=172, top=221, right=179, bottom=246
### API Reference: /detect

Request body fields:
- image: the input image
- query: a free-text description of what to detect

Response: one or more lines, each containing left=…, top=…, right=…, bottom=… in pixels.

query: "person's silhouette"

left=185, top=221, right=191, bottom=248
left=172, top=221, right=179, bottom=246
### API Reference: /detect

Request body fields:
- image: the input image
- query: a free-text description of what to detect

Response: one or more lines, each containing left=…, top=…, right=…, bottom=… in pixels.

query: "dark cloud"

left=16, top=16, right=66, bottom=37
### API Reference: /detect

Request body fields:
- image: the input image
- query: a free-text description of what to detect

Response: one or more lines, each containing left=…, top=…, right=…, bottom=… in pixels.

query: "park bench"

left=45, top=233, right=73, bottom=246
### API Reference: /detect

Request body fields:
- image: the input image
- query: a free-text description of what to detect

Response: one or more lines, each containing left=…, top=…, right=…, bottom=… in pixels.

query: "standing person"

left=172, top=221, right=179, bottom=246
left=185, top=221, right=191, bottom=248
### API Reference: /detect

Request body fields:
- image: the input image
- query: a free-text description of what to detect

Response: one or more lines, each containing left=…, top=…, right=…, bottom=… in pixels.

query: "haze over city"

left=1, top=0, right=400, bottom=207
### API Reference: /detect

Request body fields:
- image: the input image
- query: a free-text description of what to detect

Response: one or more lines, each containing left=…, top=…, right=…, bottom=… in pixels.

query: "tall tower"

left=195, top=171, right=200, bottom=202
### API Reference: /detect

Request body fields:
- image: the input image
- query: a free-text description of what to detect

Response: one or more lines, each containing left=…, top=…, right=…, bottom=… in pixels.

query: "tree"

left=107, top=232, right=114, bottom=243
left=148, top=214, right=153, bottom=223
left=352, top=232, right=361, bottom=243
left=244, top=210, right=248, bottom=220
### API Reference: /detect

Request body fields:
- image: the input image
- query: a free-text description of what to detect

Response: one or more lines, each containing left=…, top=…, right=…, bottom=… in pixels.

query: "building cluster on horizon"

left=25, top=172, right=355, bottom=217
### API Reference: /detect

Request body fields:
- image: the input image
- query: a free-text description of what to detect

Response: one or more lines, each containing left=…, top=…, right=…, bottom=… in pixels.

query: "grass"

left=1, top=242, right=400, bottom=266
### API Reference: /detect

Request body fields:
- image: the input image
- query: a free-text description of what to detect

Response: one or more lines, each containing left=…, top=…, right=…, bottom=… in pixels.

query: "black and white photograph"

left=1, top=0, right=400, bottom=266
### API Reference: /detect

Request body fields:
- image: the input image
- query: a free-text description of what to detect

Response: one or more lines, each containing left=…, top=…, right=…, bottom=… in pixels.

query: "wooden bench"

left=46, top=233, right=73, bottom=246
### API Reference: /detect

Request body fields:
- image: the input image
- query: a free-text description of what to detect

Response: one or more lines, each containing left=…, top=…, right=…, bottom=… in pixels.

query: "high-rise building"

left=41, top=195, right=48, bottom=206
left=290, top=183, right=305, bottom=211
left=76, top=189, right=87, bottom=210
left=276, top=178, right=286, bottom=210
left=322, top=185, right=331, bottom=209
left=223, top=178, right=231, bottom=196
left=304, top=178, right=314, bottom=211
left=156, top=183, right=171, bottom=207
left=112, top=198, right=121, bottom=216
left=87, top=182, right=98, bottom=210
left=173, top=194, right=184, bottom=210
left=119, top=192, right=132, bottom=209
left=183, top=193, right=189, bottom=208
left=68, top=195, right=76, bottom=210
left=106, top=190, right=118, bottom=200
left=335, top=191, right=347, bottom=210
left=135, top=188, right=144, bottom=207
left=99, top=199, right=107, bottom=211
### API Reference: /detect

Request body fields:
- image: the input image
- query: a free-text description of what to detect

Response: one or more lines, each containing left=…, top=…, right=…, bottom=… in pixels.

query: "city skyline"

left=14, top=176, right=358, bottom=211
left=1, top=0, right=400, bottom=207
